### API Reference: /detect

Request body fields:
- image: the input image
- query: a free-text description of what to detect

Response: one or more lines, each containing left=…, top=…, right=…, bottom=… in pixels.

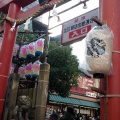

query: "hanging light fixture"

left=57, top=16, right=61, bottom=22
left=83, top=2, right=88, bottom=9
left=52, top=4, right=61, bottom=22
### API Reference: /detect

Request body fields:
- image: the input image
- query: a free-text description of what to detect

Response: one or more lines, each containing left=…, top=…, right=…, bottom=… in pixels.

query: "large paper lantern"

left=0, top=40, right=19, bottom=57
left=10, top=63, right=15, bottom=74
left=35, top=38, right=45, bottom=56
left=32, top=60, right=41, bottom=77
left=18, top=65, right=26, bottom=79
left=19, top=45, right=27, bottom=60
left=13, top=44, right=19, bottom=56
left=25, top=63, right=33, bottom=79
left=27, top=42, right=35, bottom=58
left=86, top=25, right=113, bottom=74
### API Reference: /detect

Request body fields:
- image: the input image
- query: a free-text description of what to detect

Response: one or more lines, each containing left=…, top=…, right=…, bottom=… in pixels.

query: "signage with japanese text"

left=71, top=76, right=97, bottom=98
left=86, top=92, right=97, bottom=98
left=61, top=8, right=98, bottom=45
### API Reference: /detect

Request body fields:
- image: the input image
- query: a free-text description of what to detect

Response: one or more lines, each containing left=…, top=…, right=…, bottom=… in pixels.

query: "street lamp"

left=83, top=2, right=88, bottom=9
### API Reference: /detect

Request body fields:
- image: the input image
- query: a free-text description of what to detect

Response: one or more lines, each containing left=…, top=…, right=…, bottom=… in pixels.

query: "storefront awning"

left=49, top=94, right=100, bottom=108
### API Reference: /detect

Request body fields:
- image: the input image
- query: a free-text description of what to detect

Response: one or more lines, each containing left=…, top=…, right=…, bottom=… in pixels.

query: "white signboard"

left=61, top=8, right=98, bottom=45
left=86, top=92, right=97, bottom=98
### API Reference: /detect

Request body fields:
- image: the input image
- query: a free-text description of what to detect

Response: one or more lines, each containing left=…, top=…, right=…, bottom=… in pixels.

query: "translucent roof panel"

left=37, top=0, right=99, bottom=26
left=22, top=1, right=39, bottom=11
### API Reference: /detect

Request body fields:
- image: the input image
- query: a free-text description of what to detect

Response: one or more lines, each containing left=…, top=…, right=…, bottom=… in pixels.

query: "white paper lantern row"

left=19, top=38, right=45, bottom=60
left=18, top=60, right=41, bottom=79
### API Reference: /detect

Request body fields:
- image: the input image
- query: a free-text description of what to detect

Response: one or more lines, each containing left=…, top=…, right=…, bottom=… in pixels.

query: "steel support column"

left=0, top=3, right=20, bottom=119
left=100, top=0, right=120, bottom=120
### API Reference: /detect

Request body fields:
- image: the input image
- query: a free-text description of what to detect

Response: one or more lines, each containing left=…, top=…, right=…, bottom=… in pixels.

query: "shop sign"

left=86, top=92, right=97, bottom=98
left=71, top=76, right=94, bottom=95
left=61, top=8, right=98, bottom=45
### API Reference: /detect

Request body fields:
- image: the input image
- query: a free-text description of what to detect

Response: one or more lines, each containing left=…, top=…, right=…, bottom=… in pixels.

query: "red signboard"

left=69, top=25, right=91, bottom=39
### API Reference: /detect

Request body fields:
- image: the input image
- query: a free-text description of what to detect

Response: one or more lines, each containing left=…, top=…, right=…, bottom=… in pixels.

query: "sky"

left=39, top=0, right=99, bottom=76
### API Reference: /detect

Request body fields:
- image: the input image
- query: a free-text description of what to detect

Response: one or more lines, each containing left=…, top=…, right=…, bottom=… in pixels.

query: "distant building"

left=47, top=74, right=100, bottom=119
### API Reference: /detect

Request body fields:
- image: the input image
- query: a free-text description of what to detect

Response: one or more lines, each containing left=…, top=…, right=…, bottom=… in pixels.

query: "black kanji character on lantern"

left=87, top=37, right=106, bottom=58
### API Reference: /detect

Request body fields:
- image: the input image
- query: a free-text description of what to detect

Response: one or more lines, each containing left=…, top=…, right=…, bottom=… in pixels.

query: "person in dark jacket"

left=76, top=113, right=82, bottom=120
left=48, top=113, right=60, bottom=120
left=60, top=107, right=75, bottom=120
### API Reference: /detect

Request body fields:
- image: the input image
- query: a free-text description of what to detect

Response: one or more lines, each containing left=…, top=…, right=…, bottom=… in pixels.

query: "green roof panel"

left=49, top=94, right=100, bottom=108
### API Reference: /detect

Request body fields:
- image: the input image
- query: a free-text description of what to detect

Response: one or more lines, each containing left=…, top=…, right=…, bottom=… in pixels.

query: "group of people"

left=48, top=107, right=100, bottom=120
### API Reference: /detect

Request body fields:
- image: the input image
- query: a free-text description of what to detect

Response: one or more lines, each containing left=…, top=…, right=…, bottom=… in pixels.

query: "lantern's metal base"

left=93, top=73, right=104, bottom=78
